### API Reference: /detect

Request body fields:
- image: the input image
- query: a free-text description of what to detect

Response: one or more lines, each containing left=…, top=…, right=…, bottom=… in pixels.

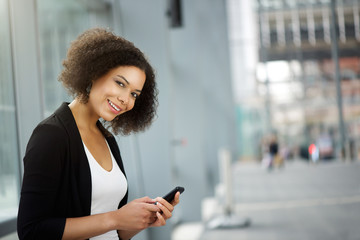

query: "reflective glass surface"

left=36, top=0, right=113, bottom=115
left=0, top=0, right=20, bottom=223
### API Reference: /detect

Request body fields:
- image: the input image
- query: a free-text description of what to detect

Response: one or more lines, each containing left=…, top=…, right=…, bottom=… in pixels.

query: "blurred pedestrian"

left=268, top=134, right=284, bottom=169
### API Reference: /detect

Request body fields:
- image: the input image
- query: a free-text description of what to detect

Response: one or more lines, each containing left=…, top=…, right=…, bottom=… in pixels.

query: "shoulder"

left=34, top=115, right=68, bottom=140
left=26, top=115, right=69, bottom=154
left=23, top=115, right=71, bottom=172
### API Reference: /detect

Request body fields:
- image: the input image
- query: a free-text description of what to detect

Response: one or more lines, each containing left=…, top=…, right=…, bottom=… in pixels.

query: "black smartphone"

left=162, top=186, right=185, bottom=203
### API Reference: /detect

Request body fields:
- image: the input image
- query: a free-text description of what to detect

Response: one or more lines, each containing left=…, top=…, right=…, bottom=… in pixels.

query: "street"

left=200, top=159, right=360, bottom=240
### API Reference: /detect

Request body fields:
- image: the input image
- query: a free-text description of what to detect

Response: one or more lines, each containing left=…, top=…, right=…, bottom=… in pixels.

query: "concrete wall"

left=116, top=0, right=236, bottom=239
left=168, top=0, right=236, bottom=219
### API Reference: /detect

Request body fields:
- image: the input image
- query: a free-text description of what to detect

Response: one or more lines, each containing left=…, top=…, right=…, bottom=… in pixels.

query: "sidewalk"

left=174, top=159, right=360, bottom=240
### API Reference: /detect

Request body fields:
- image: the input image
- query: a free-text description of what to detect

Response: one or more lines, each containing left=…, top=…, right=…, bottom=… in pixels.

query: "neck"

left=69, top=99, right=99, bottom=132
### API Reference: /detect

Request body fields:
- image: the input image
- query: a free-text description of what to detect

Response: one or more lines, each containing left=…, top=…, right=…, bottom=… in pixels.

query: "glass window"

left=0, top=0, right=21, bottom=224
left=36, top=0, right=114, bottom=116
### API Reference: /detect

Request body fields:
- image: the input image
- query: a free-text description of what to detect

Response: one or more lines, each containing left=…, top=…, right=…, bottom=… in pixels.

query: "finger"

left=137, top=196, right=154, bottom=203
left=155, top=202, right=172, bottom=219
left=143, top=202, right=161, bottom=212
left=144, top=211, right=158, bottom=224
left=143, top=211, right=158, bottom=225
left=171, top=192, right=180, bottom=206
left=156, top=211, right=166, bottom=225
left=155, top=197, right=174, bottom=212
left=133, top=196, right=148, bottom=203
left=151, top=215, right=157, bottom=222
left=149, top=212, right=157, bottom=219
left=148, top=215, right=157, bottom=224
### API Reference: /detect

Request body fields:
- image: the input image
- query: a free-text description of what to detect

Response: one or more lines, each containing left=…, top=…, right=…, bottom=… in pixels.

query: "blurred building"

left=233, top=0, right=360, bottom=162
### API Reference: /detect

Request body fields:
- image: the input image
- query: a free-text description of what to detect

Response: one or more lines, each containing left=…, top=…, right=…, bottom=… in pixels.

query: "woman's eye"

left=131, top=92, right=138, bottom=99
left=116, top=80, right=124, bottom=87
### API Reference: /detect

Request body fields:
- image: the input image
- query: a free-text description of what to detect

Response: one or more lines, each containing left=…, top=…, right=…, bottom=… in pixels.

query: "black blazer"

left=17, top=102, right=128, bottom=240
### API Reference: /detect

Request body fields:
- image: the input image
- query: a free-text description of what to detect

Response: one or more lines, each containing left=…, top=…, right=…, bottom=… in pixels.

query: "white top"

left=83, top=140, right=127, bottom=240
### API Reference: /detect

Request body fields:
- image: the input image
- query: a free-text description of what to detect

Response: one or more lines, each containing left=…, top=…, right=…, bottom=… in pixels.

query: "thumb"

left=136, top=196, right=156, bottom=204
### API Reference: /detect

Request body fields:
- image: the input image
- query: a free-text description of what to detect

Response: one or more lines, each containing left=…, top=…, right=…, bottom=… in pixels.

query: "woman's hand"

left=150, top=191, right=181, bottom=227
left=113, top=196, right=160, bottom=231
left=116, top=193, right=181, bottom=240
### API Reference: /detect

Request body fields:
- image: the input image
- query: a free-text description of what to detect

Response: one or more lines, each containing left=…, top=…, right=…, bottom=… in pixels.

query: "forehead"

left=111, top=65, right=143, bottom=75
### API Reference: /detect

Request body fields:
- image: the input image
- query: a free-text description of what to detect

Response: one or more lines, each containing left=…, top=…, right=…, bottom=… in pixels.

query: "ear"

left=86, top=81, right=93, bottom=95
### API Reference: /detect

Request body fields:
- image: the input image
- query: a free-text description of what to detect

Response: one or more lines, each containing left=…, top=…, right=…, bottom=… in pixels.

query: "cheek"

left=127, top=100, right=136, bottom=110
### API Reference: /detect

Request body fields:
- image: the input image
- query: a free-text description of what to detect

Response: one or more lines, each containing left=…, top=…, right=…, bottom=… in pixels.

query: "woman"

left=17, top=27, right=180, bottom=240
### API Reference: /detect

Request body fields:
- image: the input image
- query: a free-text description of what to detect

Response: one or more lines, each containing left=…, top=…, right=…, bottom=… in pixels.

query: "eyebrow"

left=117, top=75, right=142, bottom=93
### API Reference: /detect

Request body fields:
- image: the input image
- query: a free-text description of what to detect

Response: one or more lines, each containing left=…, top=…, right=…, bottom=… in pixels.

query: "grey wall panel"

left=9, top=0, right=43, bottom=165
left=168, top=0, right=236, bottom=221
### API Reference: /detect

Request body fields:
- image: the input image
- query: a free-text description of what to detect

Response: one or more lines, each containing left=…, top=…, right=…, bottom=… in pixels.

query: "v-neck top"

left=83, top=140, right=127, bottom=239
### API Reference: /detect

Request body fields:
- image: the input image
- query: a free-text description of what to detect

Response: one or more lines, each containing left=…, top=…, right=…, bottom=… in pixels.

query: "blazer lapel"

left=54, top=102, right=92, bottom=216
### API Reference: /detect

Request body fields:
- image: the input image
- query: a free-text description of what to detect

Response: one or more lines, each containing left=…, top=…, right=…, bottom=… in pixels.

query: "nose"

left=117, top=95, right=129, bottom=105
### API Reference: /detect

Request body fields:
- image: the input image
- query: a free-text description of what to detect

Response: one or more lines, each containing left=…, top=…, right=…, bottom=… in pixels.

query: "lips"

left=107, top=99, right=122, bottom=113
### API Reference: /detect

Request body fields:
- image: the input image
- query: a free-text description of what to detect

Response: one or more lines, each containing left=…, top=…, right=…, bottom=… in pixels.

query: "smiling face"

left=88, top=66, right=146, bottom=121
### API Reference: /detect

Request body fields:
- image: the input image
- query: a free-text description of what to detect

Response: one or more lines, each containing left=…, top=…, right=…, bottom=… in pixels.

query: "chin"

left=101, top=115, right=117, bottom=122
left=104, top=112, right=125, bottom=122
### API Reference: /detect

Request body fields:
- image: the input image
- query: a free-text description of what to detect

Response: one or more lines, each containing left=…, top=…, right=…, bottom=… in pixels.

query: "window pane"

left=0, top=0, right=20, bottom=223
left=36, top=0, right=114, bottom=116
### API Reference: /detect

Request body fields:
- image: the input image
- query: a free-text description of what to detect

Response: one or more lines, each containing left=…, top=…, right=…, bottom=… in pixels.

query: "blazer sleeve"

left=17, top=123, right=68, bottom=240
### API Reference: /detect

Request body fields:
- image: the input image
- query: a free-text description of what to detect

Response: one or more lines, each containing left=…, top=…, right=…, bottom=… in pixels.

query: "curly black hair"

left=59, top=27, right=158, bottom=135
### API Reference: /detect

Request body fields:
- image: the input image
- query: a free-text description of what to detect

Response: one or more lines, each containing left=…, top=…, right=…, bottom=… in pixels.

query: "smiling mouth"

left=108, top=99, right=121, bottom=112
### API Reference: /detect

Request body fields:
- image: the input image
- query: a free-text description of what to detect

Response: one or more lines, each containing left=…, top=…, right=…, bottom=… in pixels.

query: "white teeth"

left=108, top=100, right=120, bottom=111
